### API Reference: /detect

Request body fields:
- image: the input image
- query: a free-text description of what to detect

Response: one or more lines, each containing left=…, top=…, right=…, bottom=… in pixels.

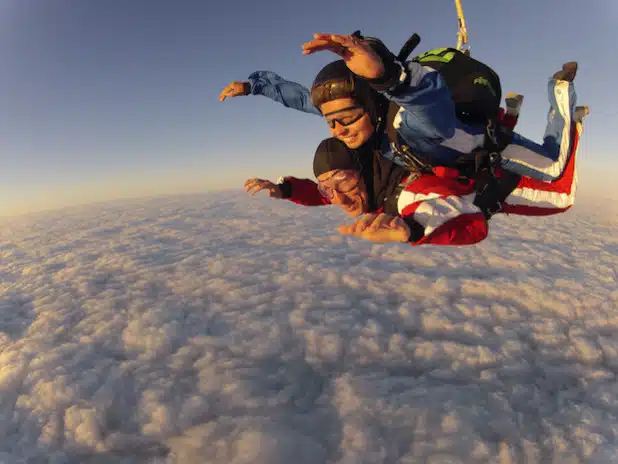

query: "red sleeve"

left=410, top=212, right=488, bottom=246
left=283, top=177, right=331, bottom=206
left=398, top=174, right=488, bottom=246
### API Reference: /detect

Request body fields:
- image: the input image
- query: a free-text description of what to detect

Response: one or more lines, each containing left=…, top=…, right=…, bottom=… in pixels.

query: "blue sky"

left=1, top=0, right=617, bottom=215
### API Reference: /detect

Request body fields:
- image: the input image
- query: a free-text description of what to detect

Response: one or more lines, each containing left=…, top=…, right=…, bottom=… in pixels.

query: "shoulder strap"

left=384, top=103, right=433, bottom=173
left=385, top=102, right=401, bottom=149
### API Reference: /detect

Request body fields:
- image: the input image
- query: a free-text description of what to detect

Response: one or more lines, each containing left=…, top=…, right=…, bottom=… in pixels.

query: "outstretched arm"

left=244, top=177, right=330, bottom=206
left=247, top=71, right=321, bottom=115
left=220, top=71, right=321, bottom=115
left=337, top=201, right=487, bottom=246
left=337, top=171, right=488, bottom=246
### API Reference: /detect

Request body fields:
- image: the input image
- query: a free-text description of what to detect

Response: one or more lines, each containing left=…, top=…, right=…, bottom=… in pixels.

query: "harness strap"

left=470, top=119, right=519, bottom=219
left=384, top=102, right=520, bottom=220
left=384, top=172, right=425, bottom=242
left=382, top=171, right=422, bottom=217
left=385, top=103, right=434, bottom=173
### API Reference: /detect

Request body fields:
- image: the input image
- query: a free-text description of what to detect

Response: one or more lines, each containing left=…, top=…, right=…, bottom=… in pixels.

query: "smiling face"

left=316, top=169, right=369, bottom=217
left=320, top=98, right=374, bottom=149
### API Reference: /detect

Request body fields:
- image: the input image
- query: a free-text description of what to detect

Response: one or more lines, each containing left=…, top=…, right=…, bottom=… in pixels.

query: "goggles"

left=317, top=169, right=361, bottom=200
left=323, top=106, right=366, bottom=129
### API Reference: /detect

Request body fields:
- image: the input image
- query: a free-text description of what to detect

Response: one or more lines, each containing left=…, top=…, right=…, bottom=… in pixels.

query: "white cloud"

left=0, top=192, right=617, bottom=463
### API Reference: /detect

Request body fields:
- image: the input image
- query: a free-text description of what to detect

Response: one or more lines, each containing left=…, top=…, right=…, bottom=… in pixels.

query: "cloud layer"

left=1, top=192, right=617, bottom=463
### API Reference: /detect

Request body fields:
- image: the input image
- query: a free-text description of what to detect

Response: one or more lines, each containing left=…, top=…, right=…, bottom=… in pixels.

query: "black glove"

left=350, top=31, right=404, bottom=92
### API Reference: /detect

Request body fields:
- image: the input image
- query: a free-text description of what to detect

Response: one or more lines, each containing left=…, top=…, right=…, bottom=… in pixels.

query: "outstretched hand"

left=244, top=178, right=284, bottom=199
left=219, top=81, right=250, bottom=101
left=301, top=33, right=385, bottom=80
left=338, top=213, right=411, bottom=243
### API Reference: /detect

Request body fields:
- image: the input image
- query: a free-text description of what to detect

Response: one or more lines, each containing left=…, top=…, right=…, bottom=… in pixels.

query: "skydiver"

left=220, top=32, right=580, bottom=184
left=242, top=108, right=586, bottom=246
left=221, top=32, right=586, bottom=245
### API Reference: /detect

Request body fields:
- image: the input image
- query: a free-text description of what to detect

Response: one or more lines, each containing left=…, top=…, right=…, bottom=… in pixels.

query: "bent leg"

left=501, top=120, right=583, bottom=216
left=499, top=77, right=577, bottom=181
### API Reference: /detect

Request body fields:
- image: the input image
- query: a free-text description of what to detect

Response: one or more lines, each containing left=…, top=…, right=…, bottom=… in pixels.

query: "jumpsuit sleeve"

left=247, top=71, right=322, bottom=115
left=279, top=177, right=331, bottom=206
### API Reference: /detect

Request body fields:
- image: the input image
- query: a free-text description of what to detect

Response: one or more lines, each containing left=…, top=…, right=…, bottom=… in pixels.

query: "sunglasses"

left=323, top=106, right=366, bottom=129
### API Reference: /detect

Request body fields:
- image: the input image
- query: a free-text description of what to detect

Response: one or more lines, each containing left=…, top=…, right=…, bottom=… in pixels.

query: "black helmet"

left=313, top=137, right=361, bottom=177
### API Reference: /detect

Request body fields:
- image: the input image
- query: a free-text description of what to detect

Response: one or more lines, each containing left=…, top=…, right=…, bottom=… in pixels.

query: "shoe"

left=505, top=92, right=524, bottom=117
left=573, top=105, right=589, bottom=123
left=553, top=61, right=578, bottom=82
